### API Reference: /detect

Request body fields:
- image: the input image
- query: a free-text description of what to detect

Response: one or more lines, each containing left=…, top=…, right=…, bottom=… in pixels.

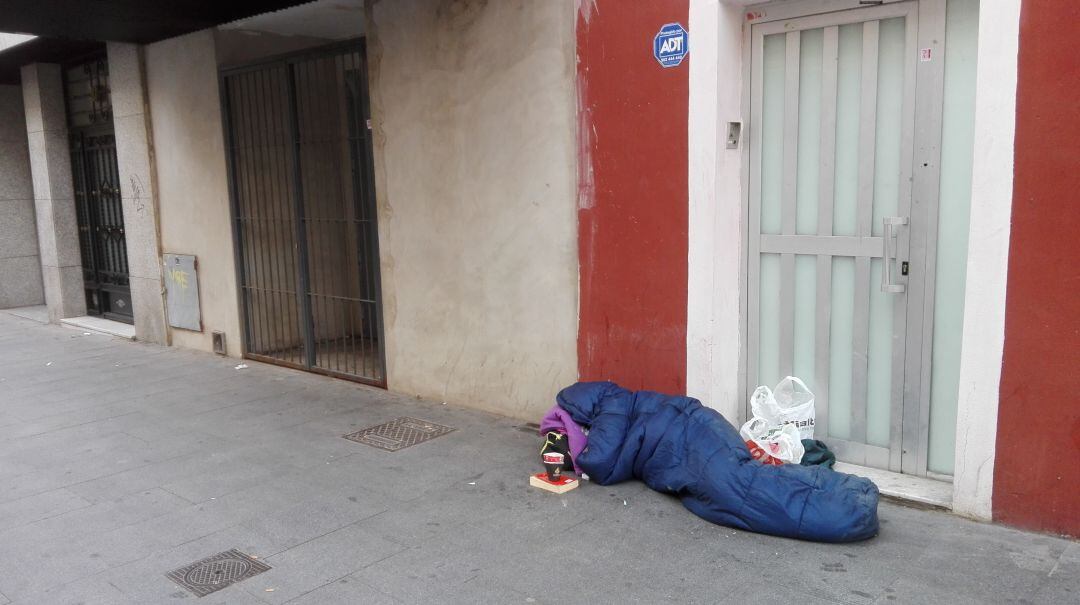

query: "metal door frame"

left=739, top=0, right=948, bottom=476
left=220, top=39, right=387, bottom=388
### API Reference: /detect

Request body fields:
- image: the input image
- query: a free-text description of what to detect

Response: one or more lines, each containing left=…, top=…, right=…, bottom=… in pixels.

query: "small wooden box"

left=529, top=472, right=579, bottom=494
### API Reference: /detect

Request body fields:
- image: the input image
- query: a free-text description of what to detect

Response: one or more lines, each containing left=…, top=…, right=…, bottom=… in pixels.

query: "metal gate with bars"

left=66, top=57, right=133, bottom=323
left=221, top=41, right=385, bottom=386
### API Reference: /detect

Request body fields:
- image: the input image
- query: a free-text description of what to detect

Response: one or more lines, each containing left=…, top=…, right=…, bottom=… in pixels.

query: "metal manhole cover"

left=343, top=417, right=456, bottom=451
left=166, top=549, right=270, bottom=598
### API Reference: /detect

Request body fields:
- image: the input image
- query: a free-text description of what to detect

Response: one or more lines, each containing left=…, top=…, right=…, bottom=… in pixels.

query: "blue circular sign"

left=654, top=23, right=689, bottom=68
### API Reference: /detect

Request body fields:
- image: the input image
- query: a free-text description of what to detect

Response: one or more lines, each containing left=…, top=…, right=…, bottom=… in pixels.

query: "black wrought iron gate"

left=221, top=41, right=385, bottom=386
left=66, top=57, right=133, bottom=323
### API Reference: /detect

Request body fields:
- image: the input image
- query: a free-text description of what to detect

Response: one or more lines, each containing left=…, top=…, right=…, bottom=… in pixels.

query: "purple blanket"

left=539, top=404, right=587, bottom=474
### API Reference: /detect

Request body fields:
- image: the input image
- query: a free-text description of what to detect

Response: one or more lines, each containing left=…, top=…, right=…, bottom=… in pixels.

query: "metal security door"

left=746, top=1, right=943, bottom=474
left=222, top=42, right=385, bottom=387
left=66, top=58, right=133, bottom=323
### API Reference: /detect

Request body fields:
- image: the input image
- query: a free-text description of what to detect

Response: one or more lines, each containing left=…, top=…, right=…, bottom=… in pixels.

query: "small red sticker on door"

left=920, top=48, right=932, bottom=62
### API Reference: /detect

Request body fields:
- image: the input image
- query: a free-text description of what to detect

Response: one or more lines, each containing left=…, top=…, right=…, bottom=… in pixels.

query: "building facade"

left=0, top=0, right=1075, bottom=537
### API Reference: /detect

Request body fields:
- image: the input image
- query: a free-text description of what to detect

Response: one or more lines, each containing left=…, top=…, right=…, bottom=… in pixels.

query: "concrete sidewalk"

left=0, top=312, right=1075, bottom=604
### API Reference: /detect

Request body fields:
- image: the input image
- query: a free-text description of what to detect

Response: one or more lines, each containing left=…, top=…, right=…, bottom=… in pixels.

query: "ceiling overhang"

left=0, top=37, right=104, bottom=84
left=0, top=1, right=314, bottom=44
left=0, top=1, right=314, bottom=84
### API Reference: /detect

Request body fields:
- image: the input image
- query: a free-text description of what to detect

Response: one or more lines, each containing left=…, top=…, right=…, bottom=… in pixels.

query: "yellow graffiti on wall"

left=169, top=268, right=189, bottom=289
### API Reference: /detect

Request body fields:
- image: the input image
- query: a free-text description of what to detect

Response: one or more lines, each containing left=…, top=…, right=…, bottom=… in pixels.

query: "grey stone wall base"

left=41, top=265, right=86, bottom=323
left=0, top=256, right=45, bottom=308
left=0, top=85, right=44, bottom=308
left=130, top=276, right=168, bottom=344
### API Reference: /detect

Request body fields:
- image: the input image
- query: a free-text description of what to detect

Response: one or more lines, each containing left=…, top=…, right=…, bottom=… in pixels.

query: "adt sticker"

left=654, top=23, right=688, bottom=68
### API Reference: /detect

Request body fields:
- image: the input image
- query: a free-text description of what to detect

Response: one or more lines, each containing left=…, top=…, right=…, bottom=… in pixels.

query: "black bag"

left=540, top=431, right=575, bottom=473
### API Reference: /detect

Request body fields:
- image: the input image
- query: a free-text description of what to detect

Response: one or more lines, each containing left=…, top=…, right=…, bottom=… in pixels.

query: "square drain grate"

left=166, top=549, right=270, bottom=598
left=343, top=416, right=456, bottom=451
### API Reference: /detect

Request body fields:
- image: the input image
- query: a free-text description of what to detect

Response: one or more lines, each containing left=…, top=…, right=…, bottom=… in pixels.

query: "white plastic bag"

left=739, top=417, right=805, bottom=464
left=750, top=376, right=816, bottom=440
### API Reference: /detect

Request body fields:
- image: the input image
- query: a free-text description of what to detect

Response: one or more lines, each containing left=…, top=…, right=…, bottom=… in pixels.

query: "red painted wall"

left=994, top=0, right=1080, bottom=537
left=576, top=0, right=689, bottom=394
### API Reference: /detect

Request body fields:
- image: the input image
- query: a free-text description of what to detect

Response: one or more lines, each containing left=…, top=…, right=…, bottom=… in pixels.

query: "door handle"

left=882, top=216, right=908, bottom=293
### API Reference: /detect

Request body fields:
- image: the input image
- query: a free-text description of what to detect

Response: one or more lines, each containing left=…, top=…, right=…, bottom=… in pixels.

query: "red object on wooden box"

left=532, top=472, right=576, bottom=486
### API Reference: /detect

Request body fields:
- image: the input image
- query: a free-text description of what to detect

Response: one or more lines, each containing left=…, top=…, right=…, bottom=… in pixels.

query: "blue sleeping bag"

left=557, top=382, right=879, bottom=543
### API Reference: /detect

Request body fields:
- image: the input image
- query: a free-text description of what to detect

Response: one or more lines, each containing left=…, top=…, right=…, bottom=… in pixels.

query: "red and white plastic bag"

left=750, top=376, right=816, bottom=440
left=740, top=376, right=815, bottom=464
left=740, top=417, right=805, bottom=465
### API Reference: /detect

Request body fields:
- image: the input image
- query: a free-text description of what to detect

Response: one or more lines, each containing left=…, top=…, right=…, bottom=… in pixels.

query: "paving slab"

left=2, top=305, right=48, bottom=323
left=0, top=313, right=1076, bottom=604
left=0, top=488, right=90, bottom=533
left=284, top=575, right=400, bottom=605
left=238, top=521, right=407, bottom=603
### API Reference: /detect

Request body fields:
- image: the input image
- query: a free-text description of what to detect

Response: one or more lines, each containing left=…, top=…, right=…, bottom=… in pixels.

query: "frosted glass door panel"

left=871, top=18, right=906, bottom=237
left=927, top=0, right=979, bottom=476
left=833, top=24, right=862, bottom=238
left=760, top=34, right=786, bottom=236
left=828, top=256, right=855, bottom=441
left=796, top=29, right=823, bottom=236
left=758, top=253, right=781, bottom=389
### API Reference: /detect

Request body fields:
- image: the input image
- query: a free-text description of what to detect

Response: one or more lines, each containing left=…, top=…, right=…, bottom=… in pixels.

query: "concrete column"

left=0, top=85, right=45, bottom=308
left=21, top=63, right=86, bottom=323
left=107, top=42, right=168, bottom=344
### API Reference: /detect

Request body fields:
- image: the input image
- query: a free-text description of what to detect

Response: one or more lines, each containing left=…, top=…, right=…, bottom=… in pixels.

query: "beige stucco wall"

left=145, top=30, right=242, bottom=356
left=366, top=0, right=579, bottom=420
